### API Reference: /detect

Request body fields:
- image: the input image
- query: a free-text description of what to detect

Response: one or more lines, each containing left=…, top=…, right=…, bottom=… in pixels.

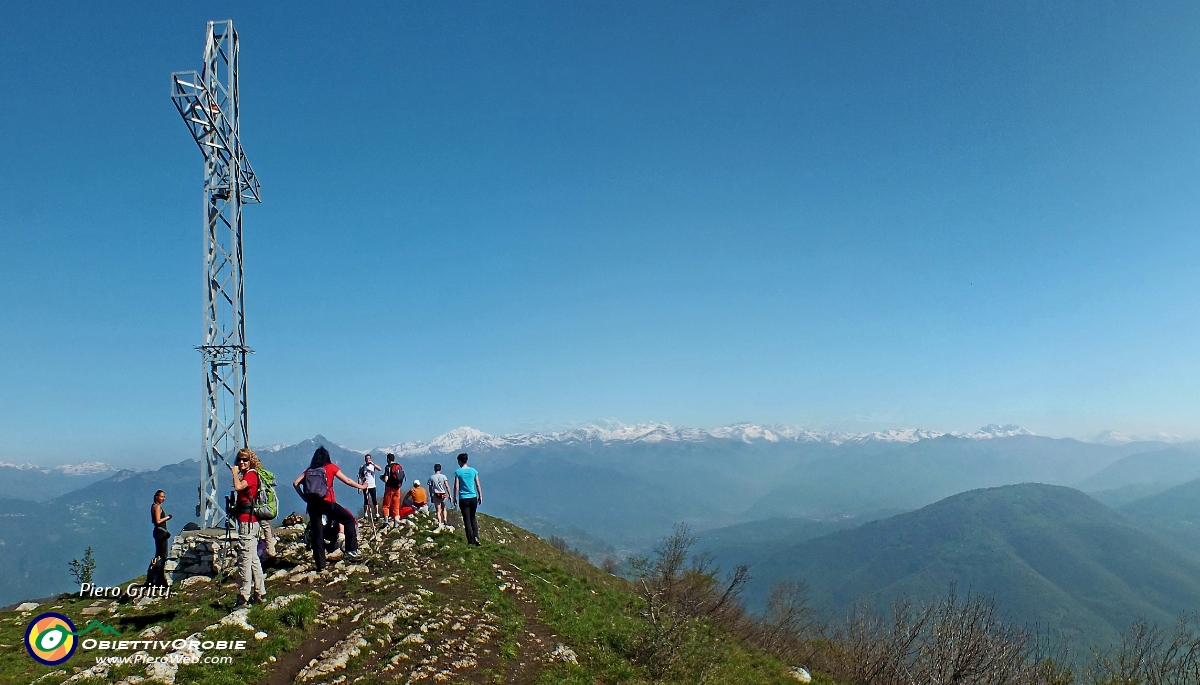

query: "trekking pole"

left=364, top=504, right=375, bottom=544
left=365, top=488, right=378, bottom=542
left=369, top=493, right=379, bottom=542
left=359, top=495, right=376, bottom=548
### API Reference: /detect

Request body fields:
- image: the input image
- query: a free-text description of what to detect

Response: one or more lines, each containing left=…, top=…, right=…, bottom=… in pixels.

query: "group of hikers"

left=148, top=446, right=484, bottom=608
left=354, top=452, right=456, bottom=528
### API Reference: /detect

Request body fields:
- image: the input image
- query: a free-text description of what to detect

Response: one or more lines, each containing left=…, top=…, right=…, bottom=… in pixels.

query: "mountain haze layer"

left=0, top=461, right=116, bottom=501
left=5, top=424, right=1197, bottom=613
left=730, top=484, right=1200, bottom=644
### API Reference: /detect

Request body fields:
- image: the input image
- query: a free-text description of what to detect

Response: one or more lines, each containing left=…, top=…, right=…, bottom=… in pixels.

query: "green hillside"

left=1122, top=476, right=1200, bottom=553
left=0, top=513, right=825, bottom=685
left=694, top=512, right=901, bottom=574
left=739, top=483, right=1200, bottom=645
left=0, top=461, right=202, bottom=606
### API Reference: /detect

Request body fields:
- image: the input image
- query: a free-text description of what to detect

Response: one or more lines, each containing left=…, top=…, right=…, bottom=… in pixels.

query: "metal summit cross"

left=171, top=20, right=261, bottom=528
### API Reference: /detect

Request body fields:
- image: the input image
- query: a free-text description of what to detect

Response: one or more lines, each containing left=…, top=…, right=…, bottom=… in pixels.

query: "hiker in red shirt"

left=231, top=448, right=267, bottom=607
left=292, top=446, right=366, bottom=571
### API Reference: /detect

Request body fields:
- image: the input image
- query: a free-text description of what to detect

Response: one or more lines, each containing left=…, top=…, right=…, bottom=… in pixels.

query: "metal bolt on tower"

left=171, top=20, right=261, bottom=528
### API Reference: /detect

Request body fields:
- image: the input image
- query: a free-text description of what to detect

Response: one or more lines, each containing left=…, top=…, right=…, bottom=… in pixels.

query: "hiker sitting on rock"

left=403, top=480, right=428, bottom=514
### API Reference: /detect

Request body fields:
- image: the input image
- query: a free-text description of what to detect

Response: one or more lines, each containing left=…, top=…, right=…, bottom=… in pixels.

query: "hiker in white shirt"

left=359, top=454, right=382, bottom=517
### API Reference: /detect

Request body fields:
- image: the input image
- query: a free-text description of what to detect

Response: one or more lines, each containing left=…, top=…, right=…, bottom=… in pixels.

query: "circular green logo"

left=24, top=613, right=78, bottom=665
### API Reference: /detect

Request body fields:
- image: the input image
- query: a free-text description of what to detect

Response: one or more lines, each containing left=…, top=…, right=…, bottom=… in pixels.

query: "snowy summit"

left=369, top=422, right=1038, bottom=457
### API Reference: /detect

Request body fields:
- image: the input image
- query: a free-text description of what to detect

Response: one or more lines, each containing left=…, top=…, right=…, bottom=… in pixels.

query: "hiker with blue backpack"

left=230, top=448, right=269, bottom=607
left=292, top=445, right=367, bottom=571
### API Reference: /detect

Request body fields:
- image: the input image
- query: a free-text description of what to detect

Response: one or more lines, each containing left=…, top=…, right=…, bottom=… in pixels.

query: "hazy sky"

left=4, top=1, right=1200, bottom=466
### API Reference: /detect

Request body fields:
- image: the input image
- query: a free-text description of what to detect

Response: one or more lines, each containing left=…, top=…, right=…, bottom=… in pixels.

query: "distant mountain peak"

left=53, top=461, right=115, bottom=476
left=1093, top=430, right=1134, bottom=445
left=0, top=461, right=46, bottom=471
left=258, top=434, right=360, bottom=454
left=368, top=421, right=1038, bottom=457
left=1091, top=429, right=1183, bottom=445
left=966, top=424, right=1036, bottom=439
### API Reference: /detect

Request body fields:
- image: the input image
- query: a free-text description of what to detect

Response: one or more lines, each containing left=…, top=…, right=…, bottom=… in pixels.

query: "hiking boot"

left=346, top=550, right=362, bottom=562
left=234, top=595, right=251, bottom=609
left=253, top=592, right=268, bottom=605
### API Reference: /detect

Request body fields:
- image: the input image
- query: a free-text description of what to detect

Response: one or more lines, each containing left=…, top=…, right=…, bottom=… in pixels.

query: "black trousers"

left=153, top=526, right=171, bottom=560
left=306, top=498, right=358, bottom=570
left=459, top=497, right=479, bottom=544
left=363, top=486, right=378, bottom=509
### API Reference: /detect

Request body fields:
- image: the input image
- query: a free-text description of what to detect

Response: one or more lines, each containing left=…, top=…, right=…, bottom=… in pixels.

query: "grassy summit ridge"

left=0, top=512, right=823, bottom=685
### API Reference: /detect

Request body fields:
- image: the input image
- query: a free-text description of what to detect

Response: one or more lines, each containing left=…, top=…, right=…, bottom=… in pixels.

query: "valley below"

left=5, top=424, right=1200, bottom=654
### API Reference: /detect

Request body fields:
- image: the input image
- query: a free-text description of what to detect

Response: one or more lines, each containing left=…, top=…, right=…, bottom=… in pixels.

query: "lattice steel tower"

left=171, top=20, right=261, bottom=528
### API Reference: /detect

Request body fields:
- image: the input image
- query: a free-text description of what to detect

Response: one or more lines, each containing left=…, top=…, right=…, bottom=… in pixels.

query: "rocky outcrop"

left=164, top=529, right=239, bottom=583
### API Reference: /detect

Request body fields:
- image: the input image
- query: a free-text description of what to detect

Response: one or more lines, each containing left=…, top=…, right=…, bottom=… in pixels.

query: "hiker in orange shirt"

left=404, top=480, right=428, bottom=514
left=392, top=481, right=425, bottom=521
left=389, top=480, right=427, bottom=520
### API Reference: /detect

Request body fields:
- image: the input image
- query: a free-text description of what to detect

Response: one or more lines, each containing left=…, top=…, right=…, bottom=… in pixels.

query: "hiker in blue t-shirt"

left=452, top=453, right=482, bottom=546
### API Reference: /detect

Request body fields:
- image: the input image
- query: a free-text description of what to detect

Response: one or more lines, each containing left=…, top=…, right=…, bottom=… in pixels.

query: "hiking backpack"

left=250, top=468, right=279, bottom=520
left=384, top=463, right=405, bottom=489
left=302, top=466, right=331, bottom=500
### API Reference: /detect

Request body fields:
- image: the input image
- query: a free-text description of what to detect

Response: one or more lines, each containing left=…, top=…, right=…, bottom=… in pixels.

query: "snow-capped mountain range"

left=0, top=461, right=114, bottom=476
left=1091, top=429, right=1183, bottom=446
left=366, top=423, right=1036, bottom=458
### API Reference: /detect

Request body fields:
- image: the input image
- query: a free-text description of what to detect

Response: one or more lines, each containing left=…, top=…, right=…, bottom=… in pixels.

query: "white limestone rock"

left=549, top=643, right=579, bottom=665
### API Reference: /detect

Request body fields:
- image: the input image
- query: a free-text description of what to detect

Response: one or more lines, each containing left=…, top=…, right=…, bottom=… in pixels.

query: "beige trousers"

left=260, top=519, right=277, bottom=556
left=237, top=521, right=266, bottom=600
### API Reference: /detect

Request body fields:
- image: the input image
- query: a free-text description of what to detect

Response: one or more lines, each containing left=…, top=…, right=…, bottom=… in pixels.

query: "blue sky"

left=4, top=1, right=1200, bottom=466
